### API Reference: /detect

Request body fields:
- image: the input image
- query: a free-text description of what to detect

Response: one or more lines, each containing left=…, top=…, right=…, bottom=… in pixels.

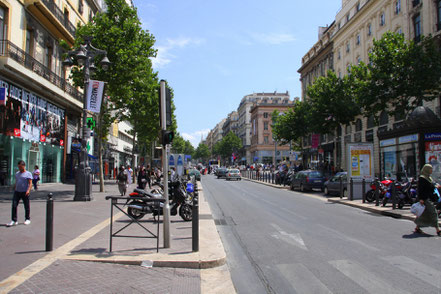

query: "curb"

left=242, top=177, right=290, bottom=190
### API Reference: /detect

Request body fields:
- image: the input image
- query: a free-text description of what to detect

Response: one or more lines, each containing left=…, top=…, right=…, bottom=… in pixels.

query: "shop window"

left=379, top=111, right=389, bottom=125
left=367, top=115, right=375, bottom=129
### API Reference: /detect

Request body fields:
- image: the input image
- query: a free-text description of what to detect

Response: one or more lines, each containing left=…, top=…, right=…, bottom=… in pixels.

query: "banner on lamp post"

left=86, top=80, right=104, bottom=113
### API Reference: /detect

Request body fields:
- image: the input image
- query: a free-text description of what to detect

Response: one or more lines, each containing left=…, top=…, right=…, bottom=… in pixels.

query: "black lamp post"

left=63, top=36, right=110, bottom=201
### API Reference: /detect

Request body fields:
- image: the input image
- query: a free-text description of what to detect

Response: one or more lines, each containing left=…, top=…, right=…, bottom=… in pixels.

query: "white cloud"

left=250, top=33, right=296, bottom=45
left=182, top=129, right=211, bottom=147
left=151, top=37, right=204, bottom=69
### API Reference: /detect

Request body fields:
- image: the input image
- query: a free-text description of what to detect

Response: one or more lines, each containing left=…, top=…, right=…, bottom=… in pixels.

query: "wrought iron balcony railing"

left=40, top=0, right=76, bottom=37
left=0, top=40, right=82, bottom=102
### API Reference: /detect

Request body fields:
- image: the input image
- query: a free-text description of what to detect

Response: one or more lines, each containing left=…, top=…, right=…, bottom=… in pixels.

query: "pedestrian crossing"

left=276, top=255, right=441, bottom=293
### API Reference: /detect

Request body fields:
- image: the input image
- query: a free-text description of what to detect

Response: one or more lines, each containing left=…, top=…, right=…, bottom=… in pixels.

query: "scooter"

left=365, top=178, right=393, bottom=202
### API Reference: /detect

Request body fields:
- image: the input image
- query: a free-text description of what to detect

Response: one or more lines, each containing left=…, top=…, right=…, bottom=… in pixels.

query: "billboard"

left=347, top=143, right=374, bottom=179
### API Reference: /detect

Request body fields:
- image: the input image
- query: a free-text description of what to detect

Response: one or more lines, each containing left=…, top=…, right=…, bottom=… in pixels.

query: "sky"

left=132, top=0, right=342, bottom=147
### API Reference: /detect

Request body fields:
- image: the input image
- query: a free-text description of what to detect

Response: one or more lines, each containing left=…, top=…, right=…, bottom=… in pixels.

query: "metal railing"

left=0, top=40, right=83, bottom=102
left=41, top=0, right=76, bottom=37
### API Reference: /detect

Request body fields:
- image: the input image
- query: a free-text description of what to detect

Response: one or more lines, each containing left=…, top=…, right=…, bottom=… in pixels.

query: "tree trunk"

left=131, top=122, right=137, bottom=184
left=98, top=109, right=105, bottom=192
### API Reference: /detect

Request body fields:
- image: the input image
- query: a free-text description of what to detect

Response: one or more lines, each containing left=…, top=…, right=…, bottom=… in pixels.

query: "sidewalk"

left=0, top=180, right=235, bottom=294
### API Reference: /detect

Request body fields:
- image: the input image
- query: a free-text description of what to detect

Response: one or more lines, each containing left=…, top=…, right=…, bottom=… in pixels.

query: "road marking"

left=382, top=256, right=441, bottom=289
left=271, top=224, right=307, bottom=250
left=318, top=224, right=380, bottom=252
left=329, top=259, right=410, bottom=294
left=0, top=212, right=124, bottom=293
left=277, top=263, right=333, bottom=294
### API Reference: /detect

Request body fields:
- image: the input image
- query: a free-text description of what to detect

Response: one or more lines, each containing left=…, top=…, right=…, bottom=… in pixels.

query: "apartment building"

left=0, top=0, right=104, bottom=186
left=299, top=0, right=441, bottom=179
left=222, top=111, right=239, bottom=138
left=248, top=94, right=294, bottom=164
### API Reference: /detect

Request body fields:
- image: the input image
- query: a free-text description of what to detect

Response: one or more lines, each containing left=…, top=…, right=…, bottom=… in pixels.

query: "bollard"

left=375, top=180, right=380, bottom=206
left=339, top=177, right=343, bottom=199
left=46, top=193, right=53, bottom=252
left=362, top=179, right=366, bottom=203
left=192, top=188, right=199, bottom=252
left=349, top=178, right=354, bottom=201
left=392, top=181, right=396, bottom=210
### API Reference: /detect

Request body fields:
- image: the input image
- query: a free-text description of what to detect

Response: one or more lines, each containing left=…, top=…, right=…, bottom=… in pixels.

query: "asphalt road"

left=203, top=174, right=441, bottom=294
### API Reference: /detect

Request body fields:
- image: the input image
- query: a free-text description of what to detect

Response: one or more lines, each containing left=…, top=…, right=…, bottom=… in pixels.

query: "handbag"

left=410, top=202, right=425, bottom=217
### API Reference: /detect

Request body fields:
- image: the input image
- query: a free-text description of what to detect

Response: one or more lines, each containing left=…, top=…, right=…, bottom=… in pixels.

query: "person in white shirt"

left=127, top=165, right=133, bottom=185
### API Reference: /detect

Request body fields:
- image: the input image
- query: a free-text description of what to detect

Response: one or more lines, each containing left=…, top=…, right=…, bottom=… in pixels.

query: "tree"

left=358, top=32, right=441, bottom=119
left=194, top=143, right=210, bottom=162
left=272, top=100, right=311, bottom=143
left=72, top=0, right=160, bottom=189
left=217, top=131, right=242, bottom=162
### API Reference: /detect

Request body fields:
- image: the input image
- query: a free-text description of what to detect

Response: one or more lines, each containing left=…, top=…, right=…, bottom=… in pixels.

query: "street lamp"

left=63, top=36, right=110, bottom=201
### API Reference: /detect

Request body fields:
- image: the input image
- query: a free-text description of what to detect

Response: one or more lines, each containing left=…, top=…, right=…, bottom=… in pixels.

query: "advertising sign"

left=347, top=143, right=374, bottom=179
left=426, top=141, right=441, bottom=183
left=311, top=134, right=320, bottom=148
left=0, top=79, right=65, bottom=146
left=86, top=80, right=105, bottom=113
left=169, top=154, right=175, bottom=167
left=176, top=154, right=184, bottom=177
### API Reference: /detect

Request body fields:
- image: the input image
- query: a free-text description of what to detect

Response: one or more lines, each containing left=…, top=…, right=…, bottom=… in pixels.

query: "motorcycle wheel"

left=398, top=200, right=404, bottom=209
left=365, top=190, right=375, bottom=203
left=179, top=204, right=193, bottom=221
left=127, top=201, right=146, bottom=220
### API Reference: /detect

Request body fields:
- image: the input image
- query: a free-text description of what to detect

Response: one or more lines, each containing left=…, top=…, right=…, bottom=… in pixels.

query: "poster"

left=347, top=144, right=374, bottom=179
left=0, top=79, right=65, bottom=146
left=86, top=80, right=104, bottom=113
left=383, top=146, right=396, bottom=178
left=425, top=141, right=441, bottom=183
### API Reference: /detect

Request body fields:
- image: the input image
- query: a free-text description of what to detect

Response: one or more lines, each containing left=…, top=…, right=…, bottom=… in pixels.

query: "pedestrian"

left=414, top=164, right=441, bottom=236
left=32, top=165, right=40, bottom=190
left=146, top=165, right=151, bottom=189
left=6, top=160, right=33, bottom=227
left=137, top=167, right=147, bottom=189
left=116, top=166, right=128, bottom=196
left=127, top=165, right=133, bottom=185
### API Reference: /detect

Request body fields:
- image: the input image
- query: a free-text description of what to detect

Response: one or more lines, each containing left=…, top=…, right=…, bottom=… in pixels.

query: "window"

left=346, top=14, right=350, bottom=22
left=357, top=56, right=362, bottom=64
left=397, top=27, right=402, bottom=35
left=264, top=121, right=269, bottom=130
left=78, top=0, right=84, bottom=14
left=263, top=112, right=268, bottom=118
left=412, top=0, right=420, bottom=7
left=380, top=12, right=385, bottom=26
left=368, top=23, right=372, bottom=36
left=338, top=22, right=341, bottom=30
left=264, top=136, right=269, bottom=144
left=414, top=14, right=421, bottom=42
left=346, top=124, right=352, bottom=134
left=395, top=0, right=401, bottom=14
left=346, top=41, right=350, bottom=52
left=0, top=6, right=7, bottom=42
left=355, top=119, right=362, bottom=132
left=367, top=115, right=375, bottom=128
left=338, top=70, right=342, bottom=78
left=43, top=45, right=52, bottom=69
left=338, top=49, right=341, bottom=60
left=356, top=34, right=360, bottom=45
left=379, top=111, right=389, bottom=125
left=356, top=2, right=360, bottom=12
left=89, top=10, right=93, bottom=22
left=25, top=29, right=34, bottom=56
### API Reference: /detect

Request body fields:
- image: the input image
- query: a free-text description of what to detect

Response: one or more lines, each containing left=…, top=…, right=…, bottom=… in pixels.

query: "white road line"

left=329, top=259, right=410, bottom=294
left=382, top=256, right=441, bottom=289
left=271, top=223, right=308, bottom=250
left=277, top=263, right=333, bottom=294
left=318, top=224, right=380, bottom=252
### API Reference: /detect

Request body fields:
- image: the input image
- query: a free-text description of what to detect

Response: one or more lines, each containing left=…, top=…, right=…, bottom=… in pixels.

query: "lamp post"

left=63, top=36, right=110, bottom=201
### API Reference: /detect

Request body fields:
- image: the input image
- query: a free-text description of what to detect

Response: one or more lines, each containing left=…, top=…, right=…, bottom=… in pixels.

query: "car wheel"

left=300, top=184, right=305, bottom=192
left=324, top=186, right=329, bottom=195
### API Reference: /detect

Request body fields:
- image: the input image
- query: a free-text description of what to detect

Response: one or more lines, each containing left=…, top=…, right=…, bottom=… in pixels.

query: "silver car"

left=226, top=169, right=241, bottom=181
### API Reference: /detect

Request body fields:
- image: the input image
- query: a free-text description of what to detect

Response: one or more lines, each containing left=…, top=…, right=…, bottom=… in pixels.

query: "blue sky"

left=133, top=0, right=342, bottom=147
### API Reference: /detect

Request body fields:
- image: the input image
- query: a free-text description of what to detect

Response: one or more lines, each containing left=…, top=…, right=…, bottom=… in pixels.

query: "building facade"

left=249, top=95, right=294, bottom=164
left=299, top=0, right=441, bottom=179
left=0, top=0, right=103, bottom=187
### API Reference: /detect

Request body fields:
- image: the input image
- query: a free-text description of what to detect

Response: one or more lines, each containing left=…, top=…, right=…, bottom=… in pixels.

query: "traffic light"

left=159, top=130, right=174, bottom=145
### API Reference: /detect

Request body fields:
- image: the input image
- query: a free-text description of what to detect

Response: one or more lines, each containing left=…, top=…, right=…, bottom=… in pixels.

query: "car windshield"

left=230, top=169, right=239, bottom=173
left=309, top=171, right=323, bottom=178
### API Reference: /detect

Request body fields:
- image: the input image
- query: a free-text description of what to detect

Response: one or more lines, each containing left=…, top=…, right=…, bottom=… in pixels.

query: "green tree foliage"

left=359, top=32, right=441, bottom=118
left=171, top=133, right=194, bottom=156
left=194, top=143, right=211, bottom=162
left=272, top=100, right=311, bottom=143
left=215, top=131, right=242, bottom=160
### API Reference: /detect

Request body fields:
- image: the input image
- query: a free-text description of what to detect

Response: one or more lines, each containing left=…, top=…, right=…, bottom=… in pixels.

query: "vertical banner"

left=86, top=80, right=104, bottom=113
left=311, top=134, right=320, bottom=148
left=0, top=88, right=5, bottom=105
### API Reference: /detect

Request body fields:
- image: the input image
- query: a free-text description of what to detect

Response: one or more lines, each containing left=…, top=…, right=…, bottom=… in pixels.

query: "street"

left=203, top=174, right=441, bottom=294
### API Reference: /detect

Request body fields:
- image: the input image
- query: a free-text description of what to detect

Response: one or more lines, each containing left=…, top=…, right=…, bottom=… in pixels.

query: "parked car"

left=226, top=169, right=241, bottom=181
left=188, top=168, right=201, bottom=181
left=216, top=168, right=228, bottom=179
left=324, top=172, right=348, bottom=197
left=290, top=170, right=326, bottom=192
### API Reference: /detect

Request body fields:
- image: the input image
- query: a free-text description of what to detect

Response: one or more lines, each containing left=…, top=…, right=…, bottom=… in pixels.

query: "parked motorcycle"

left=365, top=178, right=392, bottom=203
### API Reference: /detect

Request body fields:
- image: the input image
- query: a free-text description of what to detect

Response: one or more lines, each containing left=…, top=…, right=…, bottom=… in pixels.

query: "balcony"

left=0, top=40, right=82, bottom=102
left=25, top=0, right=76, bottom=45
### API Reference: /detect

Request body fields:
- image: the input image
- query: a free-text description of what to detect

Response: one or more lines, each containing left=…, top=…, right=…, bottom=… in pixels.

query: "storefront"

left=424, top=133, right=441, bottom=183
left=0, top=78, right=65, bottom=186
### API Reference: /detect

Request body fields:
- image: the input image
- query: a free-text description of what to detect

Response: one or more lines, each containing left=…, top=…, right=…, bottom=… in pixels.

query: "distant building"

left=222, top=111, right=239, bottom=137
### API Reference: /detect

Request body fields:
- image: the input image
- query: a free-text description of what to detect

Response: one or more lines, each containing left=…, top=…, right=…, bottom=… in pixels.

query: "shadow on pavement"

left=402, top=232, right=435, bottom=239
left=15, top=250, right=47, bottom=255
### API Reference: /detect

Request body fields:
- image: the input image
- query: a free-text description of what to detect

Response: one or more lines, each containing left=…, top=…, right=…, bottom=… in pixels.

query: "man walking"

left=7, top=160, right=33, bottom=227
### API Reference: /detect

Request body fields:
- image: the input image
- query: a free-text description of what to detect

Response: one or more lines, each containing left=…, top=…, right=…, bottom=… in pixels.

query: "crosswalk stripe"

left=277, top=263, right=333, bottom=294
left=329, top=260, right=410, bottom=294
left=382, top=256, right=441, bottom=289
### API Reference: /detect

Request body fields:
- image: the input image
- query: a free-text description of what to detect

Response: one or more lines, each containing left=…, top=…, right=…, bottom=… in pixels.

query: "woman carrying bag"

left=414, top=164, right=441, bottom=235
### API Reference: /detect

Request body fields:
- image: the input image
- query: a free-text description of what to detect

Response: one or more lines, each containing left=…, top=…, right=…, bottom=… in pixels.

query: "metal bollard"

left=392, top=181, right=396, bottom=210
left=349, top=178, right=353, bottom=201
left=339, top=177, right=343, bottom=199
left=192, top=186, right=199, bottom=252
left=46, top=193, right=53, bottom=252
left=375, top=180, right=380, bottom=206
left=362, top=179, right=366, bottom=203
